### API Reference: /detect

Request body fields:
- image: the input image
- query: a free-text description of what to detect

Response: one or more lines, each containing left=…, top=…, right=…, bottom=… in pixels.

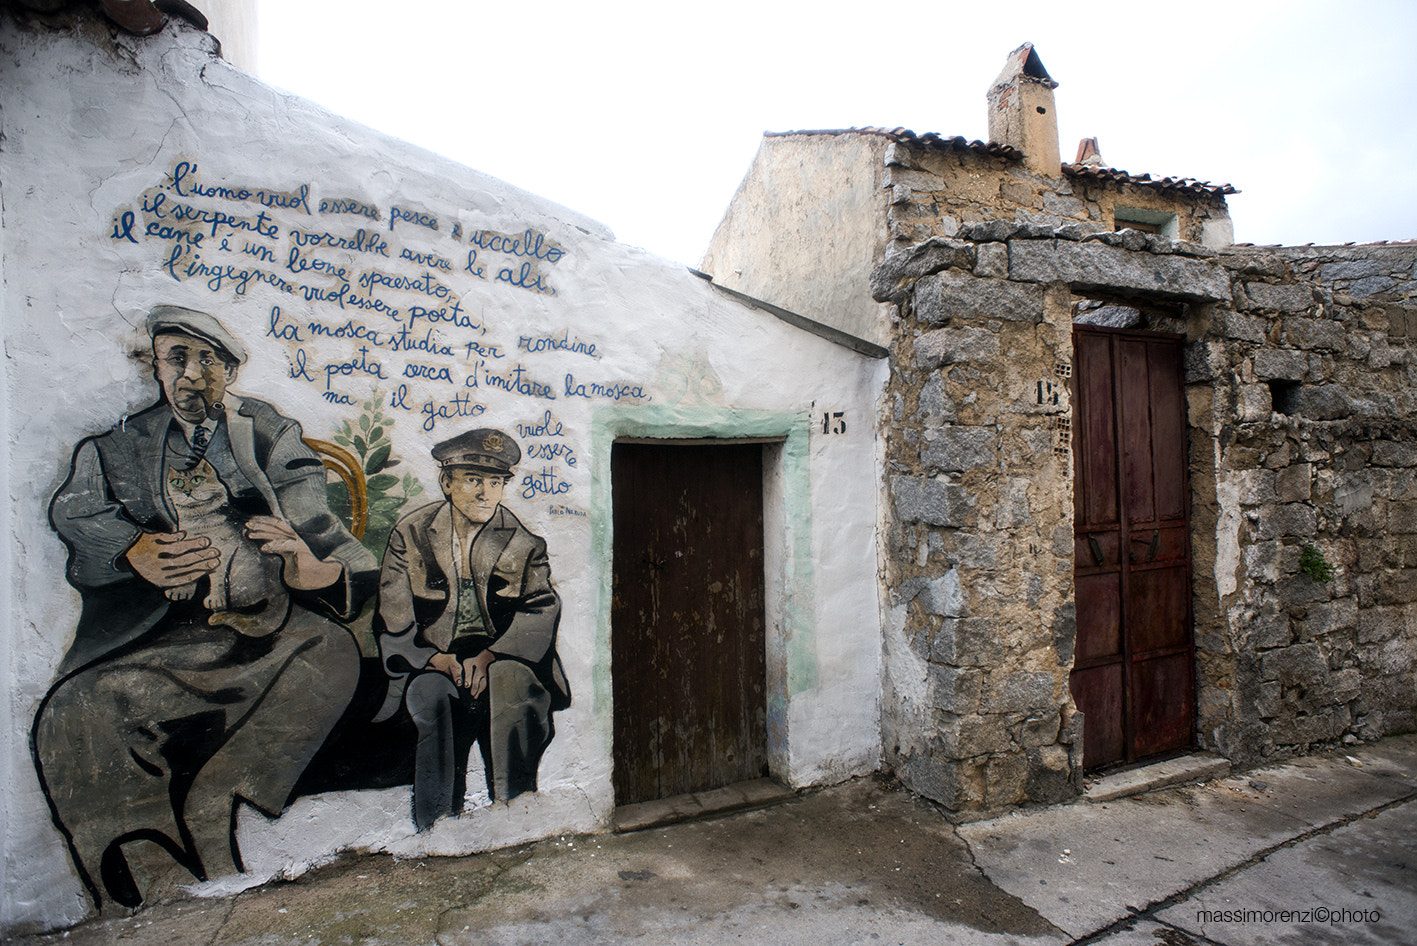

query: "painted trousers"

left=33, top=609, right=360, bottom=906
left=405, top=658, right=553, bottom=829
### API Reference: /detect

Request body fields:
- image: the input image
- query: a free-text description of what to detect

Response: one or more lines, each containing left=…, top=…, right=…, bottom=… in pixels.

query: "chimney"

left=1074, top=137, right=1105, bottom=167
left=987, top=43, right=1060, bottom=175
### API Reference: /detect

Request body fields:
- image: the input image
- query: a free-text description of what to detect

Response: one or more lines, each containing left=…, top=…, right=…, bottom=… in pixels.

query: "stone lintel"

left=1008, top=239, right=1231, bottom=302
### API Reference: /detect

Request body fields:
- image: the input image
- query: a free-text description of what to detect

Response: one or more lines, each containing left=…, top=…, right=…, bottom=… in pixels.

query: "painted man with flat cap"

left=35, top=305, right=377, bottom=907
left=376, top=427, right=569, bottom=828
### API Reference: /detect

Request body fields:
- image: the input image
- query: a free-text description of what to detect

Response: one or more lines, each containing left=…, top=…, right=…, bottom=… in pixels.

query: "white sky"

left=257, top=0, right=1417, bottom=266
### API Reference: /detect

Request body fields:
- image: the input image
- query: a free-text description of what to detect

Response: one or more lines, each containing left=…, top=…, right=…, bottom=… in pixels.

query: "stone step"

left=1084, top=753, right=1231, bottom=803
left=613, top=778, right=796, bottom=832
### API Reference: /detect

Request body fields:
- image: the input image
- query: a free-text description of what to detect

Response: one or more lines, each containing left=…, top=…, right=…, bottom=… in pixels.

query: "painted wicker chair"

left=303, top=438, right=369, bottom=540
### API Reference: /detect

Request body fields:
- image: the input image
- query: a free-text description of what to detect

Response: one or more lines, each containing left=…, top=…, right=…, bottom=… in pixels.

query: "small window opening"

left=1114, top=206, right=1179, bottom=241
left=1268, top=380, right=1301, bottom=415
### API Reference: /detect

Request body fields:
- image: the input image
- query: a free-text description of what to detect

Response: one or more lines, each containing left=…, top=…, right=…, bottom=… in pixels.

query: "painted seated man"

left=34, top=305, right=378, bottom=908
left=375, top=428, right=569, bottom=829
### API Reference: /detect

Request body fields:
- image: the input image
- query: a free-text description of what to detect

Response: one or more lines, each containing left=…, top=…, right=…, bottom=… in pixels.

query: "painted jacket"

left=375, top=499, right=570, bottom=721
left=48, top=395, right=378, bottom=675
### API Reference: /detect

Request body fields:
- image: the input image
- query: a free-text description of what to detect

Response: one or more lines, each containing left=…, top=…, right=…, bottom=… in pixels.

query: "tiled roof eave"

left=1064, top=163, right=1238, bottom=198
left=766, top=127, right=1022, bottom=161
left=762, top=129, right=1237, bottom=196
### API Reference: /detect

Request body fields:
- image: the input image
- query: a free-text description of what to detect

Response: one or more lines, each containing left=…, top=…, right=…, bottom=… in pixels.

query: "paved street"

left=5, top=736, right=1414, bottom=945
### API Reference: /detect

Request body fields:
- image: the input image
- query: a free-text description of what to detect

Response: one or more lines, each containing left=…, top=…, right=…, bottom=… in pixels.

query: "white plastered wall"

left=700, top=134, right=892, bottom=349
left=0, top=19, right=886, bottom=932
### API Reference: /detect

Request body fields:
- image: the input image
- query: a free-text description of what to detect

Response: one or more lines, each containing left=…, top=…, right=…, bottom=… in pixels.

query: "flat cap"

left=145, top=304, right=247, bottom=364
left=432, top=428, right=521, bottom=475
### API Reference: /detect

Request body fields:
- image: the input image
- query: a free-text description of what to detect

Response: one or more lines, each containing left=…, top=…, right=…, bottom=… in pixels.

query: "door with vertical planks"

left=611, top=442, right=768, bottom=805
left=1070, top=326, right=1195, bottom=768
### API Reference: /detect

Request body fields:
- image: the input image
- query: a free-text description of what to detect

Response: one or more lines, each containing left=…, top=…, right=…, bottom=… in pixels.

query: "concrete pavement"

left=5, top=735, right=1414, bottom=945
left=961, top=737, right=1416, bottom=944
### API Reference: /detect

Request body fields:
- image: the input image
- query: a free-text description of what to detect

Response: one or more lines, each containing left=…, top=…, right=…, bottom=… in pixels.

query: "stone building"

left=703, top=45, right=1417, bottom=814
left=2, top=8, right=1415, bottom=934
left=701, top=43, right=1235, bottom=349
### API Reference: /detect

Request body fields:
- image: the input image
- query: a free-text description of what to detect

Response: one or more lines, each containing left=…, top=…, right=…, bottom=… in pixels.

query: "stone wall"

left=1199, top=242, right=1417, bottom=764
left=700, top=133, right=892, bottom=347
left=1271, top=242, right=1417, bottom=301
left=872, top=229, right=1082, bottom=814
left=884, top=142, right=1233, bottom=250
left=874, top=224, right=1417, bottom=815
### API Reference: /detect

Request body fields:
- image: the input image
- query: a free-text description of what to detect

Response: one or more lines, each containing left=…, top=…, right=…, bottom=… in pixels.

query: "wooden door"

left=611, top=442, right=768, bottom=805
left=1070, top=327, right=1195, bottom=768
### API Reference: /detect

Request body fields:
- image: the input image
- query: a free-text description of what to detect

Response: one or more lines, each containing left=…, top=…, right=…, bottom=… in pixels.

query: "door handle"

left=1129, top=531, right=1160, bottom=562
left=1087, top=536, right=1105, bottom=565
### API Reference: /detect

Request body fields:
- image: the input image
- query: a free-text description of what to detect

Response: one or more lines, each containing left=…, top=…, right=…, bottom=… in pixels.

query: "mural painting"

left=35, top=307, right=378, bottom=907
left=375, top=430, right=569, bottom=829
left=31, top=158, right=615, bottom=906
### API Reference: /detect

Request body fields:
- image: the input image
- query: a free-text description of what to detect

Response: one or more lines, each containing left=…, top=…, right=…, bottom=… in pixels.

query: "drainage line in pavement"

left=1066, top=790, right=1417, bottom=946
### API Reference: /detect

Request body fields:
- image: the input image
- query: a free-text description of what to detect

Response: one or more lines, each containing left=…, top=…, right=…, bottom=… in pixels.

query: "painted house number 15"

left=822, top=412, right=846, bottom=434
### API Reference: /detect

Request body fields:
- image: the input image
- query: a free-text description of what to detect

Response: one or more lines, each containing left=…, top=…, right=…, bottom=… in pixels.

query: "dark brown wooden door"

left=611, top=442, right=768, bottom=805
left=1070, top=327, right=1195, bottom=768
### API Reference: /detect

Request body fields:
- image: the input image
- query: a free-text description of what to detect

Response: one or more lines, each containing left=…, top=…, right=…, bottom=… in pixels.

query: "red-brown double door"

left=1070, top=327, right=1195, bottom=768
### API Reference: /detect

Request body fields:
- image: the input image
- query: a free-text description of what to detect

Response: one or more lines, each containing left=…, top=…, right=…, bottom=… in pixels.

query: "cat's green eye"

left=191, top=476, right=205, bottom=485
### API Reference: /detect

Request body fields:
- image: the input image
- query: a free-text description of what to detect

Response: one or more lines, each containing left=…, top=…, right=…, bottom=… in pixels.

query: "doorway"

left=610, top=441, right=769, bottom=805
left=1070, top=326, right=1195, bottom=768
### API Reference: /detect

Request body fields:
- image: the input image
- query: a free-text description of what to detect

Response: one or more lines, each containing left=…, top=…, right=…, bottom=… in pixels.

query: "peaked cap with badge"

left=432, top=428, right=521, bottom=476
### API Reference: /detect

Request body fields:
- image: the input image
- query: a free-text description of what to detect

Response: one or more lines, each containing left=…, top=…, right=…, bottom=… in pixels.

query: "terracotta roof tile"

left=766, top=127, right=1022, bottom=160
left=765, top=129, right=1236, bottom=198
left=1063, top=163, right=1238, bottom=197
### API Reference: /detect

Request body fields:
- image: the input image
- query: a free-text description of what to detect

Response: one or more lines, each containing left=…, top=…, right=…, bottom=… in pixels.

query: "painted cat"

left=164, top=458, right=290, bottom=637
